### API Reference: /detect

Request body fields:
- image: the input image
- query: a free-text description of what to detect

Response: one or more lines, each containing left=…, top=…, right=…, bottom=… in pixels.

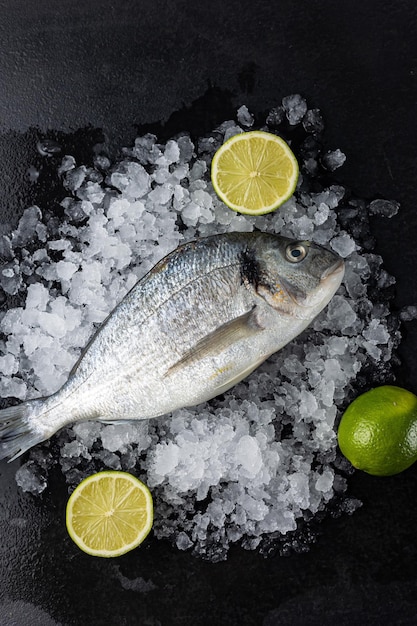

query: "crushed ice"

left=0, top=94, right=405, bottom=561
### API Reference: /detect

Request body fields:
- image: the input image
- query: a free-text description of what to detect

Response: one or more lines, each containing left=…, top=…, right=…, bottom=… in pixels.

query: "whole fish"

left=0, top=232, right=344, bottom=461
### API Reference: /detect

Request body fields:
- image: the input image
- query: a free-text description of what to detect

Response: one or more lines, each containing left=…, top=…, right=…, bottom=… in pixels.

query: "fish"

left=0, top=231, right=344, bottom=462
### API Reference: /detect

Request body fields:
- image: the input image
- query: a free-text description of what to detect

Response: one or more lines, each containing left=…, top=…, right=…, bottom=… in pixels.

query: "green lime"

left=337, top=385, right=417, bottom=476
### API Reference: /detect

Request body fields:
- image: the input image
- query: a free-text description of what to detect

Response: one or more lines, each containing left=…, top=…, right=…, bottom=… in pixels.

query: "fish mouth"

left=286, top=257, right=345, bottom=313
left=321, top=257, right=345, bottom=282
left=305, top=257, right=345, bottom=309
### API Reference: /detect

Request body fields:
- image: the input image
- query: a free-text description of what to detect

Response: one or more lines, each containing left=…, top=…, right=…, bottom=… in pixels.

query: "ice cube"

left=282, top=94, right=307, bottom=125
left=64, top=166, right=87, bottom=192
left=15, top=461, right=47, bottom=494
left=109, top=161, right=150, bottom=199
left=322, top=149, right=346, bottom=171
left=12, top=206, right=42, bottom=247
left=177, top=135, right=195, bottom=163
left=400, top=305, right=417, bottom=322
left=0, top=353, right=18, bottom=375
left=363, top=319, right=390, bottom=344
left=236, top=435, right=262, bottom=477
left=266, top=106, right=285, bottom=127
left=0, top=263, right=22, bottom=295
left=237, top=105, right=254, bottom=127
left=302, top=109, right=325, bottom=134
left=288, top=472, right=310, bottom=508
left=315, top=469, right=334, bottom=492
left=58, top=155, right=77, bottom=176
left=55, top=260, right=78, bottom=282
left=176, top=532, right=194, bottom=551
left=368, top=199, right=400, bottom=218
left=330, top=232, right=356, bottom=257
left=163, top=140, right=180, bottom=164
left=0, top=235, right=14, bottom=260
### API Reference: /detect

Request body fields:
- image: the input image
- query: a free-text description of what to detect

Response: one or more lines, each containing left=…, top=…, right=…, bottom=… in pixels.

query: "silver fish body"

left=0, top=231, right=344, bottom=461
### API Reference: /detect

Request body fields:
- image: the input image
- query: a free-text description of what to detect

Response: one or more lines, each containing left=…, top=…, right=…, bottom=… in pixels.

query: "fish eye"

left=285, top=243, right=307, bottom=263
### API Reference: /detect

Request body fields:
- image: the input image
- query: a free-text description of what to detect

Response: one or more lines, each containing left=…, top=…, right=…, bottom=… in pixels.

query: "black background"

left=1, top=1, right=417, bottom=625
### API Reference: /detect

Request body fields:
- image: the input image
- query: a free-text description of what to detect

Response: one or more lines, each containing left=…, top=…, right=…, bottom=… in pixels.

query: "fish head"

left=248, top=234, right=345, bottom=319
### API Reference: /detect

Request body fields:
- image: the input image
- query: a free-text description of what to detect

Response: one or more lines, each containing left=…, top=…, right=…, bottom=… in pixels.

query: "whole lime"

left=337, top=385, right=417, bottom=476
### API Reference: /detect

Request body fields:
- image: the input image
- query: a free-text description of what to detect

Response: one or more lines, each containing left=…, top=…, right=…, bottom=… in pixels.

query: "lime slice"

left=211, top=130, right=299, bottom=215
left=66, top=471, right=153, bottom=557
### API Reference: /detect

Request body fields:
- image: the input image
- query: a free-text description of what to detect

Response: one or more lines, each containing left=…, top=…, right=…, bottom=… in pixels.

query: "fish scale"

left=0, top=231, right=344, bottom=461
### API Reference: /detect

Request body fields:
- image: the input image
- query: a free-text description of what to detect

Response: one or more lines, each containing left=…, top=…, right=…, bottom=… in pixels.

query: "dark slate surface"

left=1, top=1, right=417, bottom=625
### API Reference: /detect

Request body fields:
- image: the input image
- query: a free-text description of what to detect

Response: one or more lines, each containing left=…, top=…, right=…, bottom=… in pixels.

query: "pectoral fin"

left=211, top=355, right=268, bottom=395
left=165, top=306, right=263, bottom=377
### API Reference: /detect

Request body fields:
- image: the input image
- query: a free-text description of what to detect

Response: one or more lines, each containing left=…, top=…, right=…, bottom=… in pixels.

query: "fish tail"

left=0, top=401, right=46, bottom=462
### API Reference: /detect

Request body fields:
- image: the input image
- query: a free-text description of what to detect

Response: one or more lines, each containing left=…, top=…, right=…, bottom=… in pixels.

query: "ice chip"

left=25, top=283, right=50, bottom=310
left=55, top=260, right=78, bottom=282
left=94, top=450, right=122, bottom=469
left=0, top=353, right=18, bottom=375
left=61, top=440, right=91, bottom=460
left=73, top=421, right=102, bottom=447
left=100, top=423, right=141, bottom=453
left=0, top=235, right=14, bottom=260
left=282, top=94, right=307, bottom=125
left=400, top=305, right=417, bottom=322
left=27, top=165, right=40, bottom=183
left=237, top=105, right=254, bottom=127
left=12, top=206, right=42, bottom=247
left=163, top=140, right=180, bottom=164
left=315, top=469, right=334, bottom=492
left=58, top=155, right=76, bottom=176
left=151, top=442, right=180, bottom=479
left=266, top=106, right=285, bottom=128
left=368, top=199, right=400, bottom=218
left=64, top=166, right=87, bottom=192
left=148, top=185, right=173, bottom=206
left=176, top=531, right=194, bottom=551
left=0, top=263, right=22, bottom=295
left=15, top=461, right=47, bottom=495
left=313, top=203, right=330, bottom=225
left=330, top=232, right=356, bottom=257
left=324, top=295, right=357, bottom=330
left=177, top=135, right=194, bottom=163
left=0, top=377, right=27, bottom=399
left=302, top=109, right=325, bottom=134
left=132, top=133, right=161, bottom=164
left=223, top=125, right=244, bottom=141
left=62, top=199, right=88, bottom=223
left=322, top=149, right=346, bottom=171
left=288, top=472, right=310, bottom=508
left=236, top=435, right=262, bottom=477
left=109, top=161, right=150, bottom=199
left=363, top=319, right=390, bottom=344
